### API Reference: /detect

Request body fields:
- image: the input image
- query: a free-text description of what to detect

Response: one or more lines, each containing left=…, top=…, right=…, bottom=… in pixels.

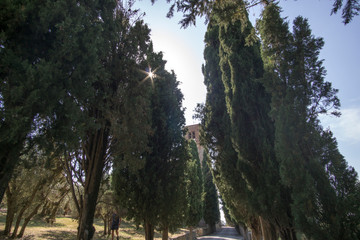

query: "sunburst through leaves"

left=140, top=65, right=159, bottom=88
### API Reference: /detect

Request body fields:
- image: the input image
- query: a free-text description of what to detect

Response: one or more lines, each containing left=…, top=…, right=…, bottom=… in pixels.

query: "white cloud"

left=322, top=108, right=360, bottom=143
left=320, top=108, right=360, bottom=173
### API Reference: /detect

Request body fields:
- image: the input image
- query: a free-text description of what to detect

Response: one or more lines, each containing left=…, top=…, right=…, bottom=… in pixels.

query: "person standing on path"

left=111, top=211, right=121, bottom=240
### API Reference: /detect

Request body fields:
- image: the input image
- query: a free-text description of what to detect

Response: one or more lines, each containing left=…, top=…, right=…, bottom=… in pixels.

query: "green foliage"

left=95, top=177, right=118, bottom=236
left=201, top=151, right=220, bottom=232
left=331, top=0, right=360, bottom=24
left=200, top=11, right=257, bottom=229
left=199, top=13, right=250, bottom=228
left=163, top=0, right=359, bottom=27
left=200, top=1, right=360, bottom=238
left=184, top=140, right=203, bottom=228
left=112, top=50, right=188, bottom=239
left=0, top=0, right=113, bottom=204
left=0, top=1, right=157, bottom=239
left=4, top=148, right=67, bottom=238
left=258, top=2, right=360, bottom=239
left=319, top=130, right=360, bottom=239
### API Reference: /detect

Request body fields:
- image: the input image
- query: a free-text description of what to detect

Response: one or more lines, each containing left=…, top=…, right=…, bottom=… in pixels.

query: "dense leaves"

left=200, top=5, right=266, bottom=236
left=4, top=149, right=67, bottom=238
left=331, top=0, right=360, bottom=24
left=112, top=50, right=188, bottom=240
left=162, top=0, right=359, bottom=27
left=185, top=141, right=203, bottom=228
left=199, top=0, right=359, bottom=239
left=257, top=2, right=360, bottom=239
left=202, top=151, right=220, bottom=233
left=2, top=0, right=359, bottom=239
left=1, top=1, right=156, bottom=239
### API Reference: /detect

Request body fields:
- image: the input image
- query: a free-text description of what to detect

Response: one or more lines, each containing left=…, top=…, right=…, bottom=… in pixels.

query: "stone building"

left=185, top=124, right=204, bottom=165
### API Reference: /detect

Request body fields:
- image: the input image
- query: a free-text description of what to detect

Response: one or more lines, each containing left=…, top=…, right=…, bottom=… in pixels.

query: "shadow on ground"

left=39, top=230, right=77, bottom=240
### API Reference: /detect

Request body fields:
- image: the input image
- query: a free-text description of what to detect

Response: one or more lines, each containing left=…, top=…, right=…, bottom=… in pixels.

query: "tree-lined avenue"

left=197, top=227, right=243, bottom=240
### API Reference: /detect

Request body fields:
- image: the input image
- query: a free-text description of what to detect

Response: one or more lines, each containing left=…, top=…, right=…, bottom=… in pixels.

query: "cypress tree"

left=200, top=5, right=255, bottom=235
left=1, top=1, right=155, bottom=238
left=77, top=6, right=156, bottom=238
left=319, top=130, right=360, bottom=239
left=202, top=151, right=220, bottom=233
left=164, top=0, right=359, bottom=26
left=331, top=0, right=360, bottom=24
left=0, top=0, right=110, bottom=205
left=258, top=3, right=359, bottom=239
left=200, top=1, right=297, bottom=238
left=112, top=50, right=188, bottom=240
left=200, top=5, right=262, bottom=237
left=185, top=140, right=203, bottom=238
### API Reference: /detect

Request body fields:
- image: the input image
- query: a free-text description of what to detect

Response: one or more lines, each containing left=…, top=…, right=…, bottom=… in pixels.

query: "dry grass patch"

left=0, top=213, right=189, bottom=240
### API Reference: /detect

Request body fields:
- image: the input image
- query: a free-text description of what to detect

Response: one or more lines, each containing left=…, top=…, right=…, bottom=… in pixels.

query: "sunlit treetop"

left=139, top=65, right=159, bottom=87
left=155, top=0, right=359, bottom=27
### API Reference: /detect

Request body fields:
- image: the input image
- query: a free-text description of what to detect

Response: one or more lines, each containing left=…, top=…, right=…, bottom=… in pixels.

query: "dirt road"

left=196, top=226, right=244, bottom=240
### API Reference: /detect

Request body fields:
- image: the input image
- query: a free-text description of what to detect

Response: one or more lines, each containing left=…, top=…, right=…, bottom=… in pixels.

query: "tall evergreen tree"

left=112, top=50, right=188, bottom=240
left=65, top=4, right=153, bottom=239
left=185, top=140, right=203, bottom=238
left=0, top=0, right=99, bottom=203
left=258, top=2, right=359, bottom=239
left=1, top=1, right=154, bottom=239
left=164, top=0, right=359, bottom=27
left=202, top=151, right=220, bottom=233
left=331, top=0, right=360, bottom=24
left=199, top=8, right=262, bottom=236
left=319, top=131, right=360, bottom=239
left=200, top=1, right=298, bottom=239
left=199, top=6, right=258, bottom=236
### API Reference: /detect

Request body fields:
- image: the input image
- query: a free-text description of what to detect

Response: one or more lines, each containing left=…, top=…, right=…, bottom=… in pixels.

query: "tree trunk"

left=259, top=216, right=277, bottom=240
left=144, top=221, right=154, bottom=240
left=48, top=190, right=68, bottom=224
left=238, top=223, right=249, bottom=240
left=0, top=168, right=12, bottom=207
left=77, top=127, right=109, bottom=240
left=249, top=217, right=262, bottom=240
left=17, top=202, right=42, bottom=238
left=251, top=229, right=262, bottom=240
left=210, top=223, right=216, bottom=233
left=11, top=206, right=25, bottom=238
left=39, top=201, right=49, bottom=217
left=63, top=152, right=81, bottom=215
left=102, top=216, right=107, bottom=235
left=280, top=228, right=297, bottom=240
left=107, top=215, right=111, bottom=235
left=189, top=226, right=194, bottom=240
left=4, top=187, right=15, bottom=236
left=162, top=226, right=168, bottom=240
left=0, top=143, right=23, bottom=203
left=11, top=181, right=42, bottom=238
left=4, top=207, right=14, bottom=236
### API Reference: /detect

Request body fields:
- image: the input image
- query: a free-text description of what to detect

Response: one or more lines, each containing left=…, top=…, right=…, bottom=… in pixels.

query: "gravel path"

left=196, top=226, right=243, bottom=240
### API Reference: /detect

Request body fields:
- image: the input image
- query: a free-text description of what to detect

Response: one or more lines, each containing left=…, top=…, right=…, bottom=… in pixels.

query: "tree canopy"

left=1, top=1, right=158, bottom=239
left=258, top=3, right=360, bottom=238
left=185, top=140, right=203, bottom=228
left=112, top=49, right=188, bottom=240
left=1, top=0, right=359, bottom=239
left=198, top=0, right=359, bottom=239
left=202, top=151, right=220, bottom=233
left=163, top=0, right=359, bottom=27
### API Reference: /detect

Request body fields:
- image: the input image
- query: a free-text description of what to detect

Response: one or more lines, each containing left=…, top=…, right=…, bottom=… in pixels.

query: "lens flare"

left=139, top=65, right=159, bottom=88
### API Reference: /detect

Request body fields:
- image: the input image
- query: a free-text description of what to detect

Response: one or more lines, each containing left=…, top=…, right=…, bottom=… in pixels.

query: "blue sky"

left=133, top=0, right=360, bottom=174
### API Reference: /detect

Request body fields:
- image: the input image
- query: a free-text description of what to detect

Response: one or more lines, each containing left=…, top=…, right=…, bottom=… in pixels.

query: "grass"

left=0, top=212, right=188, bottom=240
